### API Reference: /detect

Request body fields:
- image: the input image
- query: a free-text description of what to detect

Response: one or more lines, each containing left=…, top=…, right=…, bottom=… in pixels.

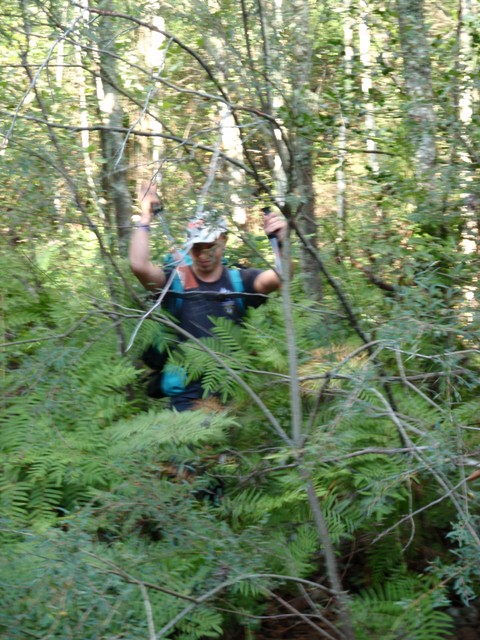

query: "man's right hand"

left=137, top=180, right=162, bottom=221
left=130, top=180, right=167, bottom=291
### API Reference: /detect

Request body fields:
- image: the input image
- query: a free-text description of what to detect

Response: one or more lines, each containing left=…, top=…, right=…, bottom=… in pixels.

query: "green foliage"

left=0, top=529, right=142, bottom=639
left=2, top=0, right=480, bottom=637
left=3, top=211, right=476, bottom=637
left=108, top=406, right=235, bottom=455
left=352, top=576, right=454, bottom=640
left=430, top=516, right=480, bottom=604
left=1, top=231, right=138, bottom=530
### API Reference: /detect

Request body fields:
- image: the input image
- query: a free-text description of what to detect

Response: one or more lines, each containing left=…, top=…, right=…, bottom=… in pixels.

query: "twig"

left=394, top=349, right=446, bottom=413
left=264, top=588, right=339, bottom=640
left=87, top=552, right=334, bottom=639
left=322, top=445, right=434, bottom=463
left=153, top=574, right=331, bottom=640
left=299, top=470, right=356, bottom=640
left=196, top=107, right=231, bottom=215
left=0, top=313, right=94, bottom=348
left=369, top=387, right=480, bottom=548
left=373, top=478, right=468, bottom=545
left=140, top=583, right=156, bottom=640
left=1, top=9, right=86, bottom=151
left=114, top=37, right=174, bottom=170
left=1, top=110, right=260, bottom=181
left=125, top=267, right=180, bottom=352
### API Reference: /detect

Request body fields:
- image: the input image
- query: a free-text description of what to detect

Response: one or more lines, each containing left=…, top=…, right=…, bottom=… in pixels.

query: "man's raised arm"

left=129, top=182, right=167, bottom=291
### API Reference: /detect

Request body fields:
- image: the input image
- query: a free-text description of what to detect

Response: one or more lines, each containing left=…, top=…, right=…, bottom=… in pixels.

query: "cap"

left=185, top=211, right=229, bottom=247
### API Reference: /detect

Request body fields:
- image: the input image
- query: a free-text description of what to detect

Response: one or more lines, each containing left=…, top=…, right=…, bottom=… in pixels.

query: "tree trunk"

left=337, top=0, right=355, bottom=241
left=358, top=0, right=379, bottom=174
left=135, top=10, right=166, bottom=192
left=96, top=1, right=132, bottom=253
left=396, top=0, right=436, bottom=182
left=457, top=0, right=478, bottom=255
left=288, top=0, right=323, bottom=301
left=204, top=34, right=248, bottom=227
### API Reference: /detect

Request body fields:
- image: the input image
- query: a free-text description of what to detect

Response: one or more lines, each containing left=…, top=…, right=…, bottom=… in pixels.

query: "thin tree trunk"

left=358, top=0, right=379, bottom=174
left=337, top=0, right=355, bottom=241
left=204, top=32, right=248, bottom=227
left=396, top=0, right=436, bottom=182
left=289, top=0, right=323, bottom=301
left=96, top=1, right=132, bottom=253
left=281, top=232, right=355, bottom=640
left=136, top=10, right=166, bottom=191
left=219, top=104, right=248, bottom=227
left=457, top=0, right=478, bottom=255
left=74, top=34, right=105, bottom=220
left=296, top=144, right=323, bottom=301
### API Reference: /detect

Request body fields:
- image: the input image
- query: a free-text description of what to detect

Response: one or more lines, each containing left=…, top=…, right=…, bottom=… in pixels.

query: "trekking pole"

left=262, top=206, right=283, bottom=273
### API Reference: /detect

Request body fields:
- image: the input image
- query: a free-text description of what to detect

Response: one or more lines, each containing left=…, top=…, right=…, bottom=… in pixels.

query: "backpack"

left=143, top=266, right=245, bottom=398
left=166, top=266, right=245, bottom=316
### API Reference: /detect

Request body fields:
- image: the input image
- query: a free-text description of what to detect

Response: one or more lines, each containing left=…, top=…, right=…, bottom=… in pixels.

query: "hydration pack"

left=143, top=266, right=245, bottom=398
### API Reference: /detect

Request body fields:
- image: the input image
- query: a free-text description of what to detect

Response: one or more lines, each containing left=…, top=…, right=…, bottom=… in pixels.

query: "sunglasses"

left=190, top=242, right=223, bottom=256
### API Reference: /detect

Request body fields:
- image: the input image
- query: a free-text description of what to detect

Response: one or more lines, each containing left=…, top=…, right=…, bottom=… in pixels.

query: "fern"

left=0, top=479, right=31, bottom=522
left=364, top=535, right=407, bottom=585
left=168, top=316, right=258, bottom=402
left=1, top=246, right=140, bottom=528
left=353, top=576, right=453, bottom=640
left=175, top=607, right=224, bottom=640
left=268, top=524, right=320, bottom=577
left=108, top=408, right=235, bottom=455
left=2, top=149, right=479, bottom=640
left=241, top=303, right=289, bottom=372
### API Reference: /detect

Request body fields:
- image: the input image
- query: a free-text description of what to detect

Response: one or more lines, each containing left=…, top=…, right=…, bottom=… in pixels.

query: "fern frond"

left=353, top=576, right=453, bottom=640
left=451, top=396, right=480, bottom=420
left=269, top=524, right=319, bottom=577
left=108, top=409, right=235, bottom=455
left=175, top=606, right=224, bottom=640
left=0, top=479, right=31, bottom=521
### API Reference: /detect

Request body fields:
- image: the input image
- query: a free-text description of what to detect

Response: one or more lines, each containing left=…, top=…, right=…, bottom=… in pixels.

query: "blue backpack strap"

left=227, top=268, right=245, bottom=314
left=167, top=270, right=185, bottom=316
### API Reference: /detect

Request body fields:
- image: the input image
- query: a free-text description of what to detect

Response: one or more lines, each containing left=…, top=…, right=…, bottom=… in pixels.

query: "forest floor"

left=225, top=594, right=480, bottom=639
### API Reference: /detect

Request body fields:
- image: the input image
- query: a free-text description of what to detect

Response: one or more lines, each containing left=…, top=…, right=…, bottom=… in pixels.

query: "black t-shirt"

left=161, top=266, right=266, bottom=410
left=164, top=266, right=265, bottom=339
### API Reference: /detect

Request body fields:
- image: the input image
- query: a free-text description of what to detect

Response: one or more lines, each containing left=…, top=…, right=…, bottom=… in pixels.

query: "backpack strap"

left=165, top=266, right=198, bottom=316
left=166, top=270, right=185, bottom=316
left=227, top=268, right=245, bottom=314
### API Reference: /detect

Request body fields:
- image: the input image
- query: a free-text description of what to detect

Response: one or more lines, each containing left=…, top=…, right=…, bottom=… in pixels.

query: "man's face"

left=189, top=236, right=226, bottom=276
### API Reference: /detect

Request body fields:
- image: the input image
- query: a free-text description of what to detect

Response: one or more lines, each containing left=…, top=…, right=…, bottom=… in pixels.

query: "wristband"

left=134, top=223, right=150, bottom=231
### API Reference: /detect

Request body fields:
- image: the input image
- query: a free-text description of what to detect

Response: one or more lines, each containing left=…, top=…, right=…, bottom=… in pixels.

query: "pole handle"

left=151, top=203, right=164, bottom=217
left=262, top=206, right=282, bottom=273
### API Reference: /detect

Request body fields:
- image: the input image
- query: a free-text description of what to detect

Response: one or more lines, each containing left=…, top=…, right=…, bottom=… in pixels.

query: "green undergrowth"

left=1, top=227, right=479, bottom=639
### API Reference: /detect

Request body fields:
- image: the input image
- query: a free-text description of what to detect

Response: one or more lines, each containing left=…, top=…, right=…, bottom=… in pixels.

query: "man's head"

left=185, top=212, right=229, bottom=277
left=186, top=211, right=229, bottom=247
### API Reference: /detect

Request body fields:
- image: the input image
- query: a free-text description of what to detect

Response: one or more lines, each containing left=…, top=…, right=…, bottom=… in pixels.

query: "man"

left=129, top=182, right=287, bottom=411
